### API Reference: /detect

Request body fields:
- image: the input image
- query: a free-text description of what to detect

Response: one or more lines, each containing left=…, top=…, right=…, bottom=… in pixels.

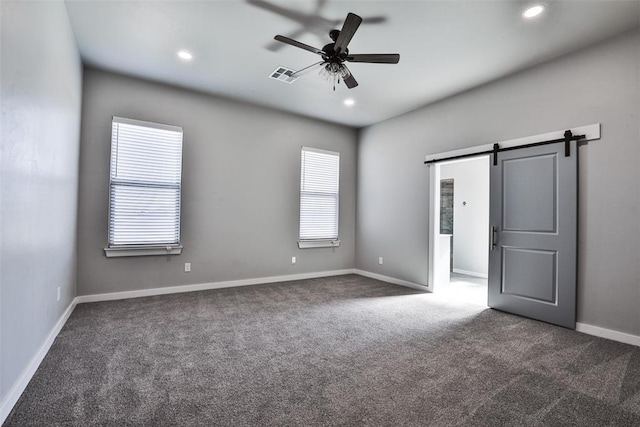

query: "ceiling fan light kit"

left=273, top=12, right=400, bottom=91
left=318, top=63, right=350, bottom=91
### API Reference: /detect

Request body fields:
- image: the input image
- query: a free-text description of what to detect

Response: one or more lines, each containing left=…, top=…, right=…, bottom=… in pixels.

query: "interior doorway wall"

left=429, top=157, right=490, bottom=305
left=440, top=179, right=454, bottom=270
left=440, top=157, right=490, bottom=279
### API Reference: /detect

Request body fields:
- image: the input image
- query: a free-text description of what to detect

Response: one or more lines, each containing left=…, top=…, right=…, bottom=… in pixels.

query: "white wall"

left=0, top=0, right=82, bottom=408
left=76, top=68, right=357, bottom=296
left=440, top=157, right=490, bottom=277
left=356, top=29, right=640, bottom=336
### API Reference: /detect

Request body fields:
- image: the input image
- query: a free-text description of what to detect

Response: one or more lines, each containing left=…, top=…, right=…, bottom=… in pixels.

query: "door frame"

left=426, top=124, right=601, bottom=291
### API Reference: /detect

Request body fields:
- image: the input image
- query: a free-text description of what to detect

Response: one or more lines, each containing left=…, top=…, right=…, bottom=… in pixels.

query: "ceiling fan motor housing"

left=322, top=42, right=348, bottom=63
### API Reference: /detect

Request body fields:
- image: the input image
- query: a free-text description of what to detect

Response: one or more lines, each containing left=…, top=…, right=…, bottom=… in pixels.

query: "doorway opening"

left=432, top=156, right=489, bottom=306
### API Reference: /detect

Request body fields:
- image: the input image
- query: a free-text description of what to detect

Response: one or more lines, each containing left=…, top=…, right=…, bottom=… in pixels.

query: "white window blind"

left=108, top=117, right=183, bottom=249
left=299, top=147, right=340, bottom=244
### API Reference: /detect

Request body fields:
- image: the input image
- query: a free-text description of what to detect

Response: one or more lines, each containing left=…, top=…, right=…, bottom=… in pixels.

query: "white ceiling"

left=64, top=0, right=640, bottom=128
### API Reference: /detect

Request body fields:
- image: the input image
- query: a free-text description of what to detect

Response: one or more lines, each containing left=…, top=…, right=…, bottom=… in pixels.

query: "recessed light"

left=343, top=98, right=355, bottom=106
left=177, top=50, right=193, bottom=61
left=523, top=4, right=545, bottom=19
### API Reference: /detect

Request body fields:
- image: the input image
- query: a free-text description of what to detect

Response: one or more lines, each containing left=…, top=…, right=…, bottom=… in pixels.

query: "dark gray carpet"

left=5, top=274, right=640, bottom=426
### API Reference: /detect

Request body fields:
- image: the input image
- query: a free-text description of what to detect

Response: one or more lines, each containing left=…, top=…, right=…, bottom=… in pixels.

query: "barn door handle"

left=490, top=226, right=498, bottom=250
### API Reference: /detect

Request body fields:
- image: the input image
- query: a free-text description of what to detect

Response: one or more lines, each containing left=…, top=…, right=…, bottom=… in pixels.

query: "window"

left=299, top=147, right=340, bottom=248
left=105, top=117, right=183, bottom=257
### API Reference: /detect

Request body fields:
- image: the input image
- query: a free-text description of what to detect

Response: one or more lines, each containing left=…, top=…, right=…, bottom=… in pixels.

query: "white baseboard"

left=452, top=268, right=488, bottom=279
left=76, top=269, right=355, bottom=303
left=0, top=298, right=78, bottom=425
left=576, top=322, right=640, bottom=347
left=76, top=269, right=432, bottom=305
left=353, top=269, right=430, bottom=292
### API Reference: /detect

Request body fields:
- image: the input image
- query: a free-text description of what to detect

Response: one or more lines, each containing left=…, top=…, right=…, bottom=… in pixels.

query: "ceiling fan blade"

left=334, top=12, right=363, bottom=53
left=266, top=28, right=307, bottom=52
left=291, top=61, right=326, bottom=78
left=343, top=65, right=358, bottom=89
left=346, top=53, right=400, bottom=64
left=344, top=74, right=358, bottom=89
left=274, top=35, right=324, bottom=56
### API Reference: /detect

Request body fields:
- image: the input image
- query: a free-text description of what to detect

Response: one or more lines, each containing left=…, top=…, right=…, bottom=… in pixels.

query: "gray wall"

left=357, top=29, right=640, bottom=336
left=440, top=157, right=490, bottom=277
left=0, top=0, right=82, bottom=401
left=77, top=69, right=357, bottom=296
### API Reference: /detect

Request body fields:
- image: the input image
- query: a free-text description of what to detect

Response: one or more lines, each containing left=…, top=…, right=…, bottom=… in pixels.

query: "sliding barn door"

left=488, top=141, right=577, bottom=329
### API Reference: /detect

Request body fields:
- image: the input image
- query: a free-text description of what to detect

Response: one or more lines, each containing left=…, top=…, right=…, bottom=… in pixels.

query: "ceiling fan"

left=274, top=12, right=400, bottom=90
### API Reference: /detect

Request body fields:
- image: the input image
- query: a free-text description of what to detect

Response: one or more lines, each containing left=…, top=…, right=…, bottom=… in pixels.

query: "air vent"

left=269, top=66, right=298, bottom=84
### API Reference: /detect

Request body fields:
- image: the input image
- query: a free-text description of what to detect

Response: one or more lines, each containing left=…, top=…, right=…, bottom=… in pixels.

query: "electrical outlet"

left=378, top=257, right=384, bottom=265
left=291, top=256, right=296, bottom=264
left=184, top=262, right=191, bottom=273
left=57, top=287, right=61, bottom=302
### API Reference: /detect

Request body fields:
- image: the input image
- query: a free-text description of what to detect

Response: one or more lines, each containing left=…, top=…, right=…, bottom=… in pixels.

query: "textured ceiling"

left=64, top=0, right=640, bottom=127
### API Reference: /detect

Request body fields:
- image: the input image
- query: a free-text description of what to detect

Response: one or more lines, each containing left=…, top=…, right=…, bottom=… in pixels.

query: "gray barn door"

left=488, top=141, right=577, bottom=329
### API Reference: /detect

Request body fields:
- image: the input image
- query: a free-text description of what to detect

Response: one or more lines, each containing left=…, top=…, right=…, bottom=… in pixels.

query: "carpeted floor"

left=5, top=274, right=640, bottom=426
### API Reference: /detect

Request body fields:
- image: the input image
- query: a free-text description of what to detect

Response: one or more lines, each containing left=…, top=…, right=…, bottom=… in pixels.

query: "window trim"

left=298, top=146, right=341, bottom=249
left=104, top=245, right=183, bottom=258
left=104, top=116, right=183, bottom=258
left=298, top=239, right=341, bottom=249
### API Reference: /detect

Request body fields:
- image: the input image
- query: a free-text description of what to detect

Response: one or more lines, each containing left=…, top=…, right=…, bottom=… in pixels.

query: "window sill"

left=298, top=239, right=341, bottom=249
left=104, top=245, right=183, bottom=258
